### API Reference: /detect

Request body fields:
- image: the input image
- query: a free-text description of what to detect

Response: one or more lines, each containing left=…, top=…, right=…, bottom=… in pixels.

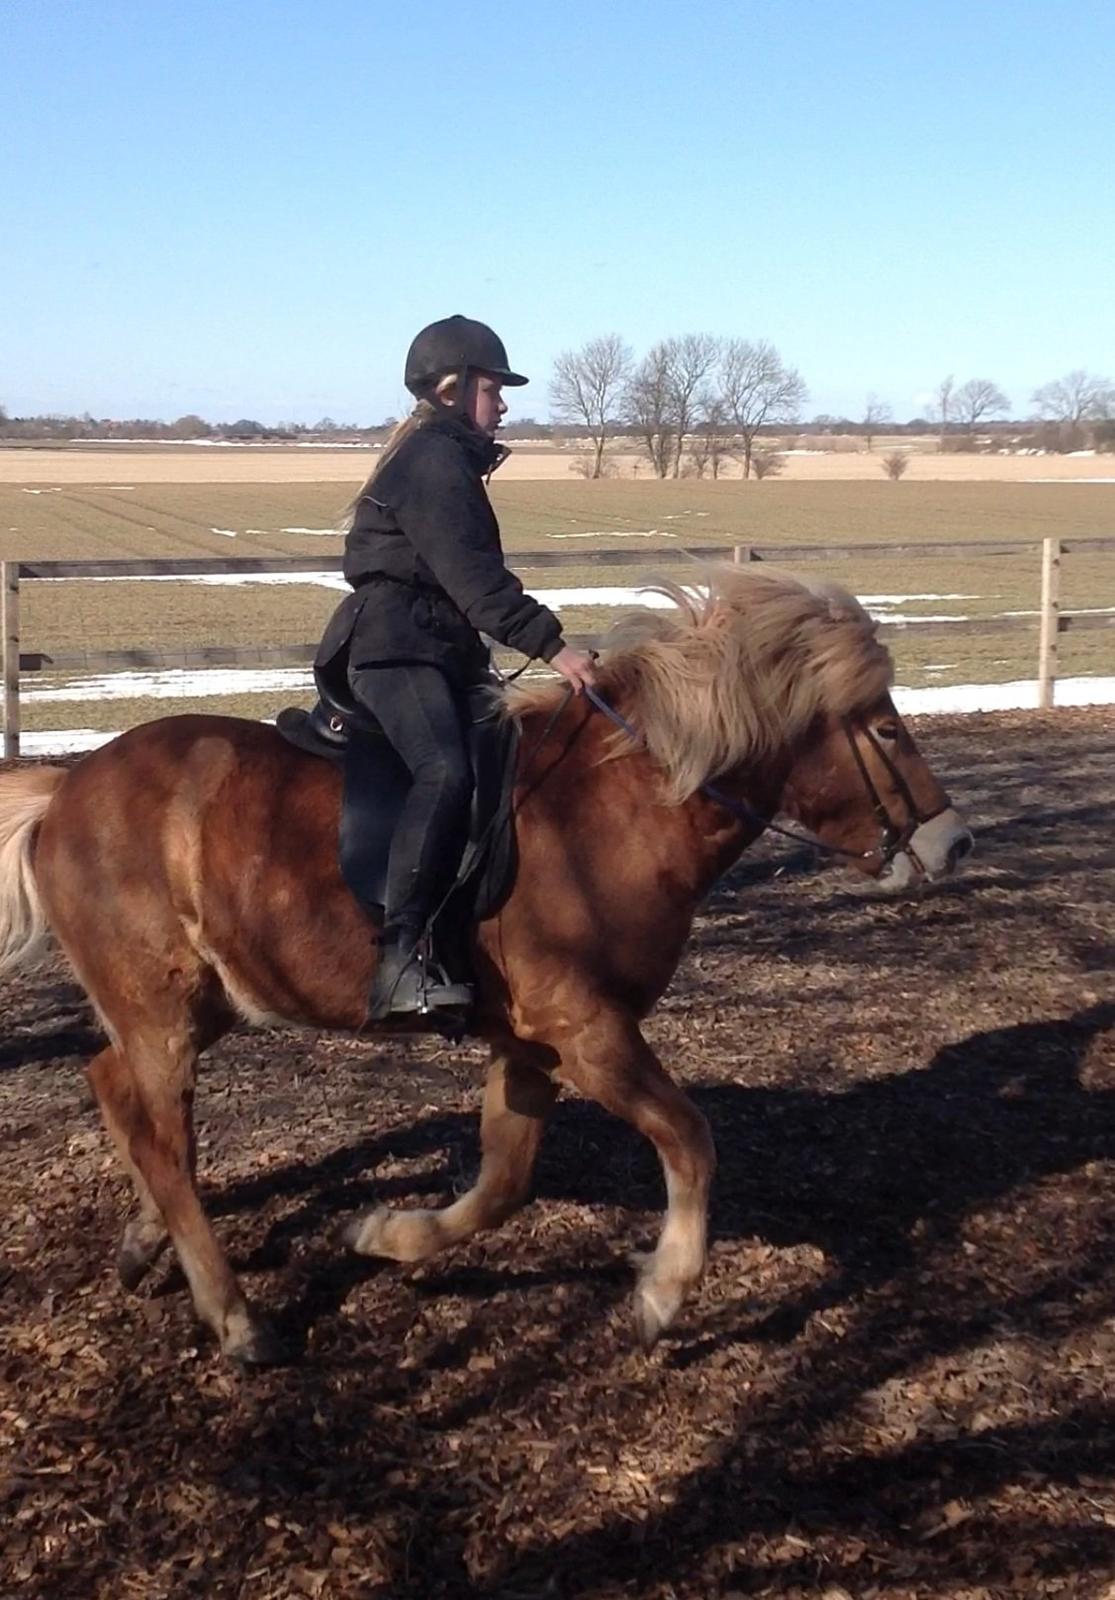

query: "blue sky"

left=4, top=0, right=1113, bottom=424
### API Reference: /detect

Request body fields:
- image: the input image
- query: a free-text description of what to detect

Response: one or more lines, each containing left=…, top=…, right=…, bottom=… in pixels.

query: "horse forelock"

left=507, top=561, right=893, bottom=803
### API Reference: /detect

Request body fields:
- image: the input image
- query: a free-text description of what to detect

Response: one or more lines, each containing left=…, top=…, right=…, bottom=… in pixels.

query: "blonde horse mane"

left=509, top=562, right=893, bottom=803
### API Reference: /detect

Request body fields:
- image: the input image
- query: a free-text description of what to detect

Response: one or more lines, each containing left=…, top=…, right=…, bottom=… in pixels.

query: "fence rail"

left=3, top=536, right=1112, bottom=756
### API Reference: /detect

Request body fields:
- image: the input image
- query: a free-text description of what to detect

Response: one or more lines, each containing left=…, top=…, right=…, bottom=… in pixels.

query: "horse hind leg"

left=88, top=1046, right=172, bottom=1290
left=72, top=921, right=284, bottom=1366
left=346, top=1041, right=558, bottom=1261
left=88, top=1019, right=284, bottom=1366
left=555, top=1009, right=716, bottom=1349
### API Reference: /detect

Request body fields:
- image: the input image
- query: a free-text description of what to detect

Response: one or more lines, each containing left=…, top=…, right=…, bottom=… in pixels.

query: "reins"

left=583, top=685, right=938, bottom=867
left=425, top=671, right=942, bottom=951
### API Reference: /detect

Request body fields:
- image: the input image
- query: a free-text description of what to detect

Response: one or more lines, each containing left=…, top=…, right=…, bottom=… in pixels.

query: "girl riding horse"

left=314, top=315, right=597, bottom=1024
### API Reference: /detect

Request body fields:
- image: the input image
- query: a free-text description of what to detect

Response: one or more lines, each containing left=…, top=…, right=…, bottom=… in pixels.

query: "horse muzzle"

left=875, top=807, right=974, bottom=892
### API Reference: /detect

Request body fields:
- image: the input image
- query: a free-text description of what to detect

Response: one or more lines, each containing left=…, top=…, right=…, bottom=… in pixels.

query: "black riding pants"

left=343, top=663, right=473, bottom=940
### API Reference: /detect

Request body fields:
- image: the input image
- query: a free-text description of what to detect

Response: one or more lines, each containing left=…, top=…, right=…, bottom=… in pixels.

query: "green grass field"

left=3, top=479, right=1113, bottom=734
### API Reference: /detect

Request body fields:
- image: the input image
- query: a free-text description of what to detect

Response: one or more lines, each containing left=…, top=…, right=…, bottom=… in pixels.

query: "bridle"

left=837, top=718, right=948, bottom=866
left=583, top=686, right=947, bottom=870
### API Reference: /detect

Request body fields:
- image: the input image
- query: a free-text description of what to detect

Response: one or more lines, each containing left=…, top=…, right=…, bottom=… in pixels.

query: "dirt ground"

left=1, top=708, right=1113, bottom=1599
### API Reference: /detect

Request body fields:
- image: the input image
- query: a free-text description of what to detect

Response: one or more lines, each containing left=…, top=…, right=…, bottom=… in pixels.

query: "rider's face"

left=464, top=373, right=508, bottom=437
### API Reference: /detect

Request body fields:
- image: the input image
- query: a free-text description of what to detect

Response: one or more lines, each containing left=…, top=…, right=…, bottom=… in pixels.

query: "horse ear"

left=704, top=601, right=734, bottom=631
left=815, top=585, right=867, bottom=626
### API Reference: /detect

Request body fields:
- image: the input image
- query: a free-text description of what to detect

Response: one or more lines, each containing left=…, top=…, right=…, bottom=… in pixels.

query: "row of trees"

left=0, top=409, right=397, bottom=444
left=4, top=364, right=1113, bottom=466
left=550, top=335, right=808, bottom=480
left=927, top=370, right=1115, bottom=437
left=551, top=339, right=1115, bottom=478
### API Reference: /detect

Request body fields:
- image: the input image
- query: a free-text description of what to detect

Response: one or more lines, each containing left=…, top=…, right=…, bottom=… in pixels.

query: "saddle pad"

left=275, top=704, right=519, bottom=925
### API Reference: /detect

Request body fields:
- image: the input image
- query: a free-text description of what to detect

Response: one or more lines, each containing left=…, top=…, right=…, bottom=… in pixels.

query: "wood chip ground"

left=1, top=708, right=1113, bottom=1598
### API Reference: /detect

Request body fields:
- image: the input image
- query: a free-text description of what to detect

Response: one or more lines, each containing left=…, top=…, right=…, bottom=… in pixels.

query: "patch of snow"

left=893, top=677, right=1115, bottom=714
left=534, top=587, right=677, bottom=608
left=19, top=487, right=63, bottom=494
left=279, top=527, right=343, bottom=536
left=860, top=593, right=980, bottom=604
left=210, top=527, right=238, bottom=538
left=37, top=571, right=349, bottom=590
left=22, top=674, right=1115, bottom=756
left=17, top=729, right=117, bottom=755
left=26, top=666, right=312, bottom=704
left=545, top=529, right=665, bottom=540
left=876, top=613, right=977, bottom=624
left=999, top=606, right=1115, bottom=618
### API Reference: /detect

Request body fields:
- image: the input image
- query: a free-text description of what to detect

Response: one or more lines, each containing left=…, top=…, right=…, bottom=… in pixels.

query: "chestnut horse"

left=0, top=567, right=971, bottom=1365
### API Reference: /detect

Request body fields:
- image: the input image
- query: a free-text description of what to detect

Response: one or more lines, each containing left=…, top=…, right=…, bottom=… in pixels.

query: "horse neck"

left=514, top=693, right=784, bottom=900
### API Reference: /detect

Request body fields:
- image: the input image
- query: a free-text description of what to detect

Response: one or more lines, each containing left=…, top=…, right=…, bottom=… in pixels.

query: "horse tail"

left=0, top=766, right=67, bottom=972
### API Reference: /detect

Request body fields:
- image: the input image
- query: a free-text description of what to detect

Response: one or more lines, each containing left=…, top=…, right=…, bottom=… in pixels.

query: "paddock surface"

left=1, top=708, right=1113, bottom=1599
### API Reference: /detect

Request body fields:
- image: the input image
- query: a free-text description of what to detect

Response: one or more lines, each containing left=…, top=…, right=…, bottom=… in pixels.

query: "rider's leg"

left=348, top=663, right=474, bottom=1017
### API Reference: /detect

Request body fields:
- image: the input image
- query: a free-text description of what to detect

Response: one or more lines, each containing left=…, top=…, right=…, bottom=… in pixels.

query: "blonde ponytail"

left=344, top=372, right=459, bottom=528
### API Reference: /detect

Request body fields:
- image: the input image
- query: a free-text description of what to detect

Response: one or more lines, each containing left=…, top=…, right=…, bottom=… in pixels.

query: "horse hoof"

left=341, top=1205, right=390, bottom=1257
left=630, top=1259, right=681, bottom=1352
left=633, top=1290, right=667, bottom=1352
left=226, top=1319, right=288, bottom=1369
left=117, top=1235, right=167, bottom=1293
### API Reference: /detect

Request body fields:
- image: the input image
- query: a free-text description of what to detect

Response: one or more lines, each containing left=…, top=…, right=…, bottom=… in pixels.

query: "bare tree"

left=623, top=343, right=675, bottom=478
left=550, top=334, right=633, bottom=479
left=687, top=399, right=736, bottom=479
left=953, top=378, right=1010, bottom=429
left=1031, top=369, right=1115, bottom=425
left=663, top=334, right=720, bottom=477
left=882, top=451, right=909, bottom=480
left=750, top=449, right=785, bottom=480
left=717, top=339, right=807, bottom=479
left=861, top=394, right=892, bottom=452
left=930, top=375, right=954, bottom=452
left=569, top=454, right=619, bottom=479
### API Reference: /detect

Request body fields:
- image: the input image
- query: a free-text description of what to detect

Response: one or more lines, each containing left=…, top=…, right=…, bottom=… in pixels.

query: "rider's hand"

left=550, top=645, right=598, bottom=694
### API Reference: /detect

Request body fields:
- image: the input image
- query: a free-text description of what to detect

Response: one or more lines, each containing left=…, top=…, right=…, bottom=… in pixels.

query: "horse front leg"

left=345, top=1041, right=559, bottom=1261
left=556, top=1007, right=716, bottom=1348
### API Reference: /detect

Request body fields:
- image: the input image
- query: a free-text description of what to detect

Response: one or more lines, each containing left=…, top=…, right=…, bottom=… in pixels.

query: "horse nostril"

left=947, top=830, right=975, bottom=868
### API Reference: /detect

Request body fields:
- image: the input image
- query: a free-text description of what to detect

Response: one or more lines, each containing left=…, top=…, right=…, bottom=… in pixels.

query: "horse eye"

left=875, top=721, right=900, bottom=741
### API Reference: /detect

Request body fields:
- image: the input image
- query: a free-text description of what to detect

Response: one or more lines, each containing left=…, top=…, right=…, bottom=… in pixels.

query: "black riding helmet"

left=404, top=315, right=528, bottom=398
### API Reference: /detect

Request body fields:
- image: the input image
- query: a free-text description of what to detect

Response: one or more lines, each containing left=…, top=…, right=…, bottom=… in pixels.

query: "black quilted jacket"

left=316, top=416, right=564, bottom=684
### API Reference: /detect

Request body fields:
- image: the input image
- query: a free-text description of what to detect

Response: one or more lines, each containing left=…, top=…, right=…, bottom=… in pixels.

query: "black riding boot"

left=367, top=927, right=473, bottom=1023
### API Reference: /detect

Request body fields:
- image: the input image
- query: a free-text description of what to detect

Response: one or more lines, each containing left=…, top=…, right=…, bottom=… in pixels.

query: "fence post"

left=2, top=562, right=20, bottom=759
left=1037, top=536, right=1061, bottom=710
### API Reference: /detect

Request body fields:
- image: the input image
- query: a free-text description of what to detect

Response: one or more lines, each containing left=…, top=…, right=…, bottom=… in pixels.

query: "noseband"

left=839, top=719, right=948, bottom=866
left=584, top=687, right=944, bottom=869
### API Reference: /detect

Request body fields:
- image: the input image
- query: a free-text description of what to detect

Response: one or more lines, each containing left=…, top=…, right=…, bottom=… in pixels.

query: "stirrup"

left=368, top=934, right=473, bottom=1022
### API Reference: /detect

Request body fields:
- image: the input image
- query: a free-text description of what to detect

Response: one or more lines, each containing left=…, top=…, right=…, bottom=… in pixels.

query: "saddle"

left=275, top=668, right=519, bottom=973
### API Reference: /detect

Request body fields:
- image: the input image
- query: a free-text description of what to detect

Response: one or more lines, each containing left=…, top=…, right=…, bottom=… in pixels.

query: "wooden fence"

left=3, top=536, right=1114, bottom=757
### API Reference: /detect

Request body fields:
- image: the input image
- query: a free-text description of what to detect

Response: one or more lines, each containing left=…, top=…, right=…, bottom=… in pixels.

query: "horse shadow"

left=212, top=1000, right=1113, bottom=1376
left=409, top=1000, right=1115, bottom=1354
